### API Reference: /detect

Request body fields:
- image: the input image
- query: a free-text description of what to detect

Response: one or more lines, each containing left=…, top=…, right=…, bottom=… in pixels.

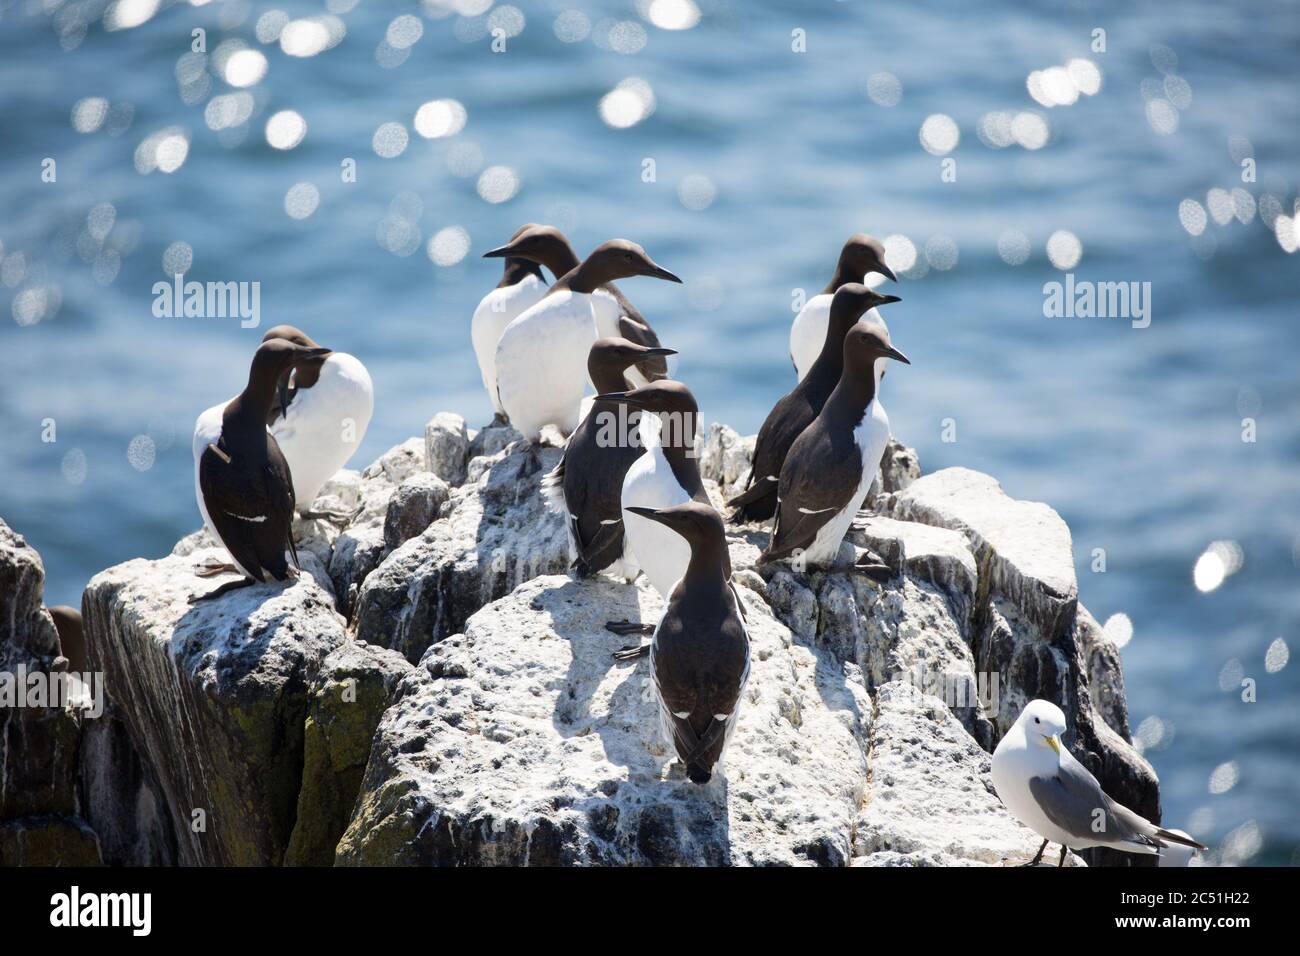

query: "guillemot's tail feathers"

left=725, top=476, right=778, bottom=524
left=539, top=453, right=566, bottom=514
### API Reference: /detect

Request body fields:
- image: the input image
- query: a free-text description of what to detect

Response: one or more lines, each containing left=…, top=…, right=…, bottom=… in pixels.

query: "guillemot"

left=992, top=700, right=1207, bottom=866
left=259, top=325, right=374, bottom=517
left=540, top=337, right=678, bottom=580
left=484, top=224, right=674, bottom=387
left=593, top=380, right=741, bottom=643
left=191, top=338, right=331, bottom=602
left=761, top=317, right=909, bottom=574
left=493, top=240, right=681, bottom=473
left=729, top=284, right=900, bottom=524
left=789, top=234, right=896, bottom=381
left=621, top=501, right=750, bottom=785
left=472, top=225, right=549, bottom=423
left=48, top=605, right=87, bottom=674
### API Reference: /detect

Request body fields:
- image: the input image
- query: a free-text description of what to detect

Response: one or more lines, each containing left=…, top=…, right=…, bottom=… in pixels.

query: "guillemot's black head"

left=625, top=500, right=725, bottom=550
left=828, top=283, right=901, bottom=325
left=588, top=337, right=677, bottom=390
left=482, top=224, right=578, bottom=279
left=251, top=337, right=333, bottom=386
left=594, top=379, right=698, bottom=450
left=594, top=379, right=697, bottom=416
left=260, top=324, right=332, bottom=390
left=843, top=317, right=910, bottom=373
left=839, top=234, right=897, bottom=284
left=579, top=239, right=682, bottom=287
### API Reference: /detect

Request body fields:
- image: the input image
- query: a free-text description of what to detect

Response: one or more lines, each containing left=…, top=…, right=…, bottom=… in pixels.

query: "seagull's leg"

left=189, top=577, right=256, bottom=604
left=1019, top=839, right=1049, bottom=866
left=1057, top=845, right=1068, bottom=867
left=611, top=643, right=651, bottom=662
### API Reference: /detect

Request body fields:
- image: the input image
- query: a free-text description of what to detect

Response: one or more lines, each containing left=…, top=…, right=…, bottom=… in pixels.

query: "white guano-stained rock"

left=854, top=681, right=1082, bottom=866
left=337, top=575, right=872, bottom=866
left=887, top=467, right=1078, bottom=641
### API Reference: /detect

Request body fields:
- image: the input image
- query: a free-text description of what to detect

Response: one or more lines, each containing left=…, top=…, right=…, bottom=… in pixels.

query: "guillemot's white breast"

left=472, top=272, right=548, bottom=417
left=268, top=351, right=374, bottom=511
left=494, top=289, right=596, bottom=442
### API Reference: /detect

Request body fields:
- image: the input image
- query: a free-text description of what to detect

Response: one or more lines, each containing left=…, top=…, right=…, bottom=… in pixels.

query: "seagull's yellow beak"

left=1045, top=735, right=1061, bottom=755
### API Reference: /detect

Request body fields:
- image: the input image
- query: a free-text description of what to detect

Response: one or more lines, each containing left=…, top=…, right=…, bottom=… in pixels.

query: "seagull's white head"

left=1018, top=699, right=1068, bottom=755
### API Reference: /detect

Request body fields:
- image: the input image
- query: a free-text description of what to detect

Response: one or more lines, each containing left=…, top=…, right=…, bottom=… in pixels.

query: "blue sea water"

left=0, top=1, right=1296, bottom=864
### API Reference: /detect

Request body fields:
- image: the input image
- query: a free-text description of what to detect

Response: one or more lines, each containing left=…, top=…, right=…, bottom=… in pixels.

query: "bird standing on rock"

left=260, top=325, right=373, bottom=518
left=472, top=225, right=549, bottom=422
left=621, top=501, right=750, bottom=786
left=992, top=700, right=1208, bottom=866
left=729, top=283, right=901, bottom=524
left=492, top=240, right=681, bottom=474
left=191, top=338, right=331, bottom=603
left=541, top=337, right=678, bottom=580
left=789, top=233, right=896, bottom=381
left=483, top=224, right=673, bottom=387
left=761, top=317, right=909, bottom=576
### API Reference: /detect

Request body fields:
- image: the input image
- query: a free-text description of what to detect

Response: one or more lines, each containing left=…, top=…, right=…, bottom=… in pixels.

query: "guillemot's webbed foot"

left=605, top=620, right=656, bottom=637
left=189, top=576, right=257, bottom=604
left=612, top=642, right=651, bottom=661
left=491, top=411, right=510, bottom=427
left=852, top=549, right=894, bottom=582
left=299, top=506, right=362, bottom=524
left=194, top=561, right=239, bottom=578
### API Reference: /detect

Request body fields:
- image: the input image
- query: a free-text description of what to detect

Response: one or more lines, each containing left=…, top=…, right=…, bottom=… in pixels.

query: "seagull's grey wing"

left=1029, top=754, right=1155, bottom=847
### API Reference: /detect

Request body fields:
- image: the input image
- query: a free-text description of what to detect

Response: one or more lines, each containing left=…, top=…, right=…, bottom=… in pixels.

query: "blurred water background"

left=0, top=0, right=1296, bottom=864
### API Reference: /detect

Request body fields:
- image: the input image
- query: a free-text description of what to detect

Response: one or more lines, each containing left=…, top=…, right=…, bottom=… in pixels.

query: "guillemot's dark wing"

left=199, top=437, right=297, bottom=582
left=603, top=283, right=669, bottom=382
left=653, top=594, right=749, bottom=781
left=727, top=389, right=817, bottom=523
left=266, top=436, right=300, bottom=572
left=763, top=425, right=861, bottom=562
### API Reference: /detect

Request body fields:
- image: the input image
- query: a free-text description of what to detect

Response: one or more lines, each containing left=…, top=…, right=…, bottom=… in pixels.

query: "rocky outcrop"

left=3, top=409, right=1157, bottom=867
left=82, top=549, right=346, bottom=865
left=338, top=575, right=878, bottom=866
left=881, top=466, right=1158, bottom=865
left=350, top=439, right=570, bottom=664
left=284, top=640, right=412, bottom=866
left=0, top=519, right=101, bottom=865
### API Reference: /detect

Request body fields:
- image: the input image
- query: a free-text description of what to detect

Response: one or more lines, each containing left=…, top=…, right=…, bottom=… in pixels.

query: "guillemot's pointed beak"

left=877, top=262, right=898, bottom=282
left=482, top=243, right=514, bottom=258
left=646, top=263, right=683, bottom=283
left=594, top=391, right=645, bottom=407
left=300, top=347, right=333, bottom=359
left=626, top=506, right=663, bottom=520
left=641, top=347, right=677, bottom=357
left=881, top=344, right=910, bottom=365
left=875, top=294, right=902, bottom=307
